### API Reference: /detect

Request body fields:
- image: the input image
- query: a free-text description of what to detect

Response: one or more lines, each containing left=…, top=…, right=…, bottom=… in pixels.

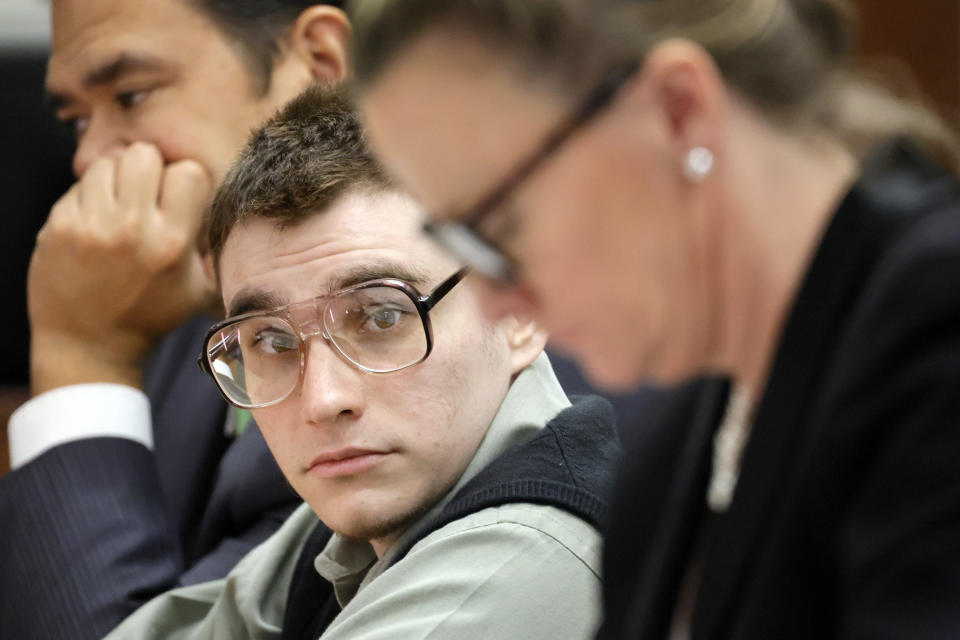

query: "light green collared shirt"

left=106, top=354, right=605, bottom=640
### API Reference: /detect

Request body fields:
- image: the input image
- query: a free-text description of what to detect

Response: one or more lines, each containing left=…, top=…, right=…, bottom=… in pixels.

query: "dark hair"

left=350, top=0, right=960, bottom=172
left=208, top=83, right=391, bottom=265
left=185, top=0, right=345, bottom=93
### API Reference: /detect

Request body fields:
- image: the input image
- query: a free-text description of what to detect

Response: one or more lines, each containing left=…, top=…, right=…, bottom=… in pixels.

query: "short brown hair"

left=207, top=83, right=391, bottom=266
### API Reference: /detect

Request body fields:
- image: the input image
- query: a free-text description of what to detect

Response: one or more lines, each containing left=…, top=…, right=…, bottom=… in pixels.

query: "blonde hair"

left=351, top=0, right=960, bottom=172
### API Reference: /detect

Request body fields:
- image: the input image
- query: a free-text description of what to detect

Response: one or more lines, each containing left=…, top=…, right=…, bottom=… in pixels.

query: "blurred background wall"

left=1, top=0, right=73, bottom=473
left=1, top=0, right=958, bottom=472
left=1, top=0, right=74, bottom=386
left=853, top=0, right=960, bottom=122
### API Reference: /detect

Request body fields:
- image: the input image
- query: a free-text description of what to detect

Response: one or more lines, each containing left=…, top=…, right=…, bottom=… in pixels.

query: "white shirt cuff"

left=8, top=383, right=153, bottom=469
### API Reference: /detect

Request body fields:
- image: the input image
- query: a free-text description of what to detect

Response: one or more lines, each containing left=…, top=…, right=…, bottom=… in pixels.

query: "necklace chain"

left=707, top=385, right=754, bottom=513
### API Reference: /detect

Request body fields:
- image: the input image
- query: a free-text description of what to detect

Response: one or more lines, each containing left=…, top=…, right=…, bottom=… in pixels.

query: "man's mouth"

left=307, top=447, right=393, bottom=478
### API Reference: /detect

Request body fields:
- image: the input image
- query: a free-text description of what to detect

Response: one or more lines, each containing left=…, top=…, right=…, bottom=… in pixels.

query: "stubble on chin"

left=332, top=498, right=432, bottom=548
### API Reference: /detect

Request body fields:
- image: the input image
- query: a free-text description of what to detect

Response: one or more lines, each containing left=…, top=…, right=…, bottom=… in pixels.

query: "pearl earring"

left=683, top=147, right=714, bottom=183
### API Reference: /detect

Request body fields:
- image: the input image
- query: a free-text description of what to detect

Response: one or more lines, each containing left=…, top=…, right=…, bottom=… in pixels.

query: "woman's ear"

left=611, top=38, right=725, bottom=174
left=501, top=316, right=549, bottom=375
left=284, top=5, right=352, bottom=83
left=638, top=38, right=725, bottom=159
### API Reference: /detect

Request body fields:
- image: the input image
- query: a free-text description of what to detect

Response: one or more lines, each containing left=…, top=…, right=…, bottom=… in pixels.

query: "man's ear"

left=501, top=316, right=549, bottom=376
left=201, top=252, right=217, bottom=289
left=200, top=251, right=226, bottom=316
left=284, top=5, right=352, bottom=83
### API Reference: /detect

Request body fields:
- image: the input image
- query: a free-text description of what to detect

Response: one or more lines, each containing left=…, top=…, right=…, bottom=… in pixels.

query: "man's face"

left=361, top=30, right=719, bottom=391
left=47, top=0, right=297, bottom=182
left=218, top=191, right=518, bottom=552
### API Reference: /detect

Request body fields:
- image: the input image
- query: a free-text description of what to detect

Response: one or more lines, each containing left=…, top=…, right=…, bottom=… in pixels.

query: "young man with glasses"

left=106, top=85, right=617, bottom=640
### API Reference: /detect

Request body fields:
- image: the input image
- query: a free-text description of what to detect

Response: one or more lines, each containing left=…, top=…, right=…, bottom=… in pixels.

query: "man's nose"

left=297, top=337, right=366, bottom=427
left=71, top=116, right=130, bottom=178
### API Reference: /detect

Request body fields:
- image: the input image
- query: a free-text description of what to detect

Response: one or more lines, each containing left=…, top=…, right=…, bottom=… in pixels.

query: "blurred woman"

left=350, top=0, right=960, bottom=637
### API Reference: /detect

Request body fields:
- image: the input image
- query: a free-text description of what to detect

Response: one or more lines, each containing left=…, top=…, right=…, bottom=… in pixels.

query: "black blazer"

left=598, top=140, right=960, bottom=639
left=0, top=315, right=299, bottom=639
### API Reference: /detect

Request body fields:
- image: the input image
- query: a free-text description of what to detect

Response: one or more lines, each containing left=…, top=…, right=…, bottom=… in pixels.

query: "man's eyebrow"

left=227, top=291, right=287, bottom=318
left=226, top=264, right=433, bottom=317
left=45, top=53, right=172, bottom=110
left=326, top=263, right=432, bottom=294
left=84, top=53, right=170, bottom=88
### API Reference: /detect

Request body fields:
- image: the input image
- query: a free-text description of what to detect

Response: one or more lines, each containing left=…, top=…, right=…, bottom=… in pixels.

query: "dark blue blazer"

left=0, top=315, right=299, bottom=639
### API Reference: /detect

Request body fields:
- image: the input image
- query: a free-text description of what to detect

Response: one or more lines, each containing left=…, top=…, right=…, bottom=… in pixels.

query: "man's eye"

left=251, top=330, right=297, bottom=355
left=362, top=307, right=404, bottom=332
left=116, top=90, right=149, bottom=110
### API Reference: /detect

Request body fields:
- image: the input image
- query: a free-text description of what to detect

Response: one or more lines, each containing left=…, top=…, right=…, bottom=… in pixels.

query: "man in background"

left=0, top=1, right=350, bottom=637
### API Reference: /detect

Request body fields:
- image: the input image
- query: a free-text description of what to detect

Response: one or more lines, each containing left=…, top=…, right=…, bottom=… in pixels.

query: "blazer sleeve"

left=0, top=434, right=298, bottom=640
left=0, top=317, right=299, bottom=640
left=0, top=437, right=184, bottom=640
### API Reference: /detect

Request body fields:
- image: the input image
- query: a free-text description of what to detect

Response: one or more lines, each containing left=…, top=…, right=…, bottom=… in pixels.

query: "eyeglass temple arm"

left=422, top=267, right=470, bottom=312
left=462, top=61, right=639, bottom=229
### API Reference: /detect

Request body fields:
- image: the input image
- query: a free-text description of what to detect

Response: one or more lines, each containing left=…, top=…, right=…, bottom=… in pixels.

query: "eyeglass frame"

left=197, top=267, right=469, bottom=409
left=422, top=60, right=640, bottom=284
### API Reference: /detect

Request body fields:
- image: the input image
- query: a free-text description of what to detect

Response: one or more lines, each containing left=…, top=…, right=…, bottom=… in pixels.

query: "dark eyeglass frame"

left=423, top=61, right=640, bottom=284
left=197, top=268, right=469, bottom=408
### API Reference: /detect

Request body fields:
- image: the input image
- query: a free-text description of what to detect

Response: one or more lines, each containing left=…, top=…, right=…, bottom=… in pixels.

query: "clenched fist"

left=28, top=142, right=219, bottom=394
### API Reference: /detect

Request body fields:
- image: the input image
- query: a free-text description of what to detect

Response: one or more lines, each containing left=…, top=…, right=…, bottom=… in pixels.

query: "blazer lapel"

left=616, top=377, right=729, bottom=638
left=690, top=147, right=908, bottom=636
left=691, top=354, right=825, bottom=637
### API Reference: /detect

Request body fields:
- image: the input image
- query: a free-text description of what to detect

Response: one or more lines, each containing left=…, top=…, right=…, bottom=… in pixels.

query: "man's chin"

left=315, top=500, right=431, bottom=549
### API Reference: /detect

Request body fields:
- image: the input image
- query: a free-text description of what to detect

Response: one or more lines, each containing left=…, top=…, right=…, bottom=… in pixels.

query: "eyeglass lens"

left=205, top=285, right=429, bottom=407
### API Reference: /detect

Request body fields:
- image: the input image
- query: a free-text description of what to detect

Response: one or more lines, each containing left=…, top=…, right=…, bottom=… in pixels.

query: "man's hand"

left=28, top=143, right=218, bottom=395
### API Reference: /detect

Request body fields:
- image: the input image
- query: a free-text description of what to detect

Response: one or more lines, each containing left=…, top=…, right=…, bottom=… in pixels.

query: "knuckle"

left=43, top=216, right=68, bottom=238
left=124, top=142, right=162, bottom=169
left=49, top=196, right=72, bottom=220
left=162, top=229, right=191, bottom=258
left=144, top=229, right=191, bottom=269
left=71, top=231, right=101, bottom=254
left=113, top=225, right=140, bottom=250
left=34, top=224, right=51, bottom=246
left=75, top=223, right=137, bottom=254
left=40, top=212, right=77, bottom=244
left=166, top=160, right=210, bottom=189
left=86, top=154, right=116, bottom=177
